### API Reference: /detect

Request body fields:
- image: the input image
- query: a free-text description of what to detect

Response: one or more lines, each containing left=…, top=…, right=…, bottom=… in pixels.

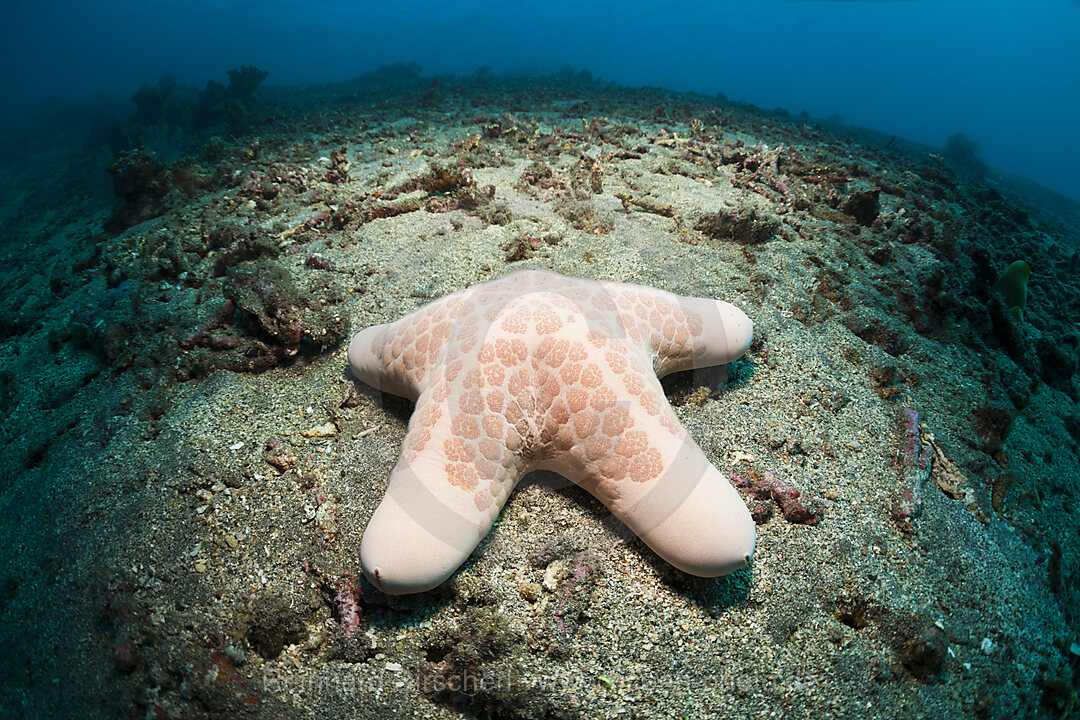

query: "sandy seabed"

left=0, top=68, right=1077, bottom=719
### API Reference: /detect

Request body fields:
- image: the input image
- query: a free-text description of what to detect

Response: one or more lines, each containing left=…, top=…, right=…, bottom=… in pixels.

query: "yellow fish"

left=995, top=260, right=1030, bottom=321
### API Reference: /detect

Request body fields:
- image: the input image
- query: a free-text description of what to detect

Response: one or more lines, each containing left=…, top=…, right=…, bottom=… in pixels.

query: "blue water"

left=3, top=0, right=1079, bottom=201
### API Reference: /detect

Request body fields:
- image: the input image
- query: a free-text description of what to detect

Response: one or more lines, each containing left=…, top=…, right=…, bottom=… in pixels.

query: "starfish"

left=348, top=270, right=756, bottom=594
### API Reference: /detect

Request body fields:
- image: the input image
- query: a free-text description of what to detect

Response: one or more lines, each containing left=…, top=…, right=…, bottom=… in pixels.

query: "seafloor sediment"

left=0, top=66, right=1077, bottom=719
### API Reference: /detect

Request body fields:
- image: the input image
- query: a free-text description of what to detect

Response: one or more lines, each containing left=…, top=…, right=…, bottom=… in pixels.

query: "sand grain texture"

left=0, top=71, right=1077, bottom=719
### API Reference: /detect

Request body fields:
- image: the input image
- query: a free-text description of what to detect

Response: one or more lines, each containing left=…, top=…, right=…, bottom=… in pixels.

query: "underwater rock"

left=842, top=188, right=880, bottom=226
left=480, top=112, right=539, bottom=142
left=694, top=206, right=779, bottom=244
left=973, top=404, right=1013, bottom=456
left=1035, top=336, right=1078, bottom=396
left=731, top=468, right=824, bottom=525
left=323, top=146, right=350, bottom=184
left=246, top=593, right=306, bottom=659
left=925, top=433, right=990, bottom=523
left=891, top=618, right=947, bottom=680
left=519, top=159, right=559, bottom=191
left=170, top=158, right=213, bottom=197
left=533, top=551, right=604, bottom=659
left=986, top=294, right=1039, bottom=376
left=106, top=147, right=171, bottom=232
left=843, top=310, right=907, bottom=356
left=415, top=608, right=527, bottom=713
left=223, top=261, right=346, bottom=350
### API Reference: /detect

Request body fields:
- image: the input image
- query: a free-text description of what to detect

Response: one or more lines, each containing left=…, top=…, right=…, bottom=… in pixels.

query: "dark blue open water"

left=3, top=0, right=1079, bottom=201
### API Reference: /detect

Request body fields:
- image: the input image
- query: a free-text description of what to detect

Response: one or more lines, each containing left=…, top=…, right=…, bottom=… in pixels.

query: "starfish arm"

left=537, top=369, right=755, bottom=577
left=661, top=295, right=754, bottom=375
left=615, top=433, right=756, bottom=577
left=605, top=284, right=754, bottom=378
left=359, top=382, right=527, bottom=594
left=348, top=322, right=414, bottom=399
left=348, top=297, right=464, bottom=401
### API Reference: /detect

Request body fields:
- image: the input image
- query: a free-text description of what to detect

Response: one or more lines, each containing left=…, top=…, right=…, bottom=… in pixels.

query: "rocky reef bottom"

left=0, top=67, right=1077, bottom=718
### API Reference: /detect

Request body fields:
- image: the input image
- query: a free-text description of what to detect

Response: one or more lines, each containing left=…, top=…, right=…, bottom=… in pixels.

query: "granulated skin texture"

left=349, top=269, right=756, bottom=594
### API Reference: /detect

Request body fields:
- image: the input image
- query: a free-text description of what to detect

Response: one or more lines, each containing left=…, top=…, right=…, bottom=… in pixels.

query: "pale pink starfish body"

left=349, top=270, right=756, bottom=594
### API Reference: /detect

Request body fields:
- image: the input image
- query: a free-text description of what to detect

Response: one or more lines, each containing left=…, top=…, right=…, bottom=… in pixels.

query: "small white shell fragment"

left=302, top=422, right=338, bottom=438
left=542, top=561, right=562, bottom=592
left=730, top=450, right=754, bottom=465
left=228, top=441, right=244, bottom=450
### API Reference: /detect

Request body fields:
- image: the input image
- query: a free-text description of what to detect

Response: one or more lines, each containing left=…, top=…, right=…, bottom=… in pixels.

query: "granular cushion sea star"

left=348, top=270, right=756, bottom=594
